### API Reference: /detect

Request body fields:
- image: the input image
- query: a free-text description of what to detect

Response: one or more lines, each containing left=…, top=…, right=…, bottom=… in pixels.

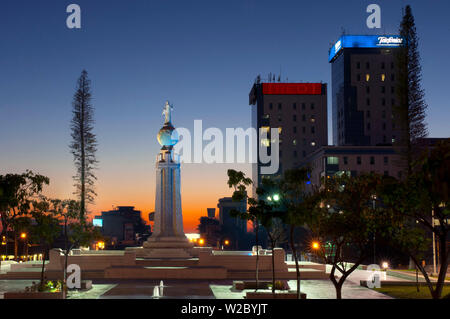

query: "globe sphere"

left=157, top=124, right=178, bottom=147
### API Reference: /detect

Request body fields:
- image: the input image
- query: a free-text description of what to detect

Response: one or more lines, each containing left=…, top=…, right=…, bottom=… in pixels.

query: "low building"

left=98, top=206, right=151, bottom=249
left=304, top=145, right=403, bottom=187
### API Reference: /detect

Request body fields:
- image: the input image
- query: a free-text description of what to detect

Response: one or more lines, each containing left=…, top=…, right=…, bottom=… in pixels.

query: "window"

left=311, top=126, right=315, bottom=134
left=370, top=156, right=375, bottom=165
left=357, top=74, right=361, bottom=81
left=302, top=151, right=306, bottom=157
left=302, top=114, right=306, bottom=122
left=294, top=150, right=297, bottom=158
left=263, top=114, right=270, bottom=119
left=367, top=110, right=371, bottom=118
left=269, top=103, right=273, bottom=110
left=357, top=62, right=361, bottom=69
left=382, top=122, right=386, bottom=130
left=327, top=157, right=339, bottom=165
left=293, top=103, right=297, bottom=110
left=391, top=74, right=395, bottom=81
left=302, top=103, right=306, bottom=110
left=366, top=62, right=370, bottom=69
left=381, top=74, right=386, bottom=82
left=391, top=62, right=394, bottom=69
left=382, top=98, right=386, bottom=106
left=310, top=115, right=315, bottom=123
left=384, top=156, right=388, bottom=165
left=293, top=126, right=297, bottom=133
left=381, top=62, right=385, bottom=69
left=366, top=74, right=370, bottom=81
left=261, top=138, right=270, bottom=147
left=293, top=114, right=297, bottom=122
left=311, top=103, right=315, bottom=110
left=367, top=123, right=371, bottom=130
left=367, top=98, right=370, bottom=106
left=343, top=156, right=348, bottom=165
left=302, top=127, right=306, bottom=133
left=384, top=171, right=389, bottom=176
left=278, top=115, right=282, bottom=122
left=382, top=110, right=386, bottom=119
left=381, top=86, right=385, bottom=93
left=278, top=127, right=282, bottom=134
left=357, top=156, right=361, bottom=165
left=261, top=126, right=270, bottom=134
left=293, top=139, right=297, bottom=145
left=366, top=86, right=370, bottom=94
left=278, top=103, right=282, bottom=110
left=391, top=86, right=395, bottom=94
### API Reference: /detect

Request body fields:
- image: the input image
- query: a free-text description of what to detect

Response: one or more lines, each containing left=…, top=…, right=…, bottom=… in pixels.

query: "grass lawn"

left=375, top=284, right=450, bottom=299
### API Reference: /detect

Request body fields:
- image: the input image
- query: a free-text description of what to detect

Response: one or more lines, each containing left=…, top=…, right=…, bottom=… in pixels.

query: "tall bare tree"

left=70, top=70, right=98, bottom=221
left=394, top=5, right=428, bottom=176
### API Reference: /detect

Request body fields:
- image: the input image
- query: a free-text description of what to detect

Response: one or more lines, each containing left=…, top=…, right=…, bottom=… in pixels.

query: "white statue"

left=162, top=101, right=173, bottom=124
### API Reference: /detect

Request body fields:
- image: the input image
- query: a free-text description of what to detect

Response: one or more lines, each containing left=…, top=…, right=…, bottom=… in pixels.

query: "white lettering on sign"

left=377, top=36, right=403, bottom=46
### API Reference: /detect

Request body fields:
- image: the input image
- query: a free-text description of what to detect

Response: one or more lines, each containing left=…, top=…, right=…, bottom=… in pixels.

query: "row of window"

left=357, top=73, right=395, bottom=82
left=268, top=102, right=316, bottom=111
left=365, top=98, right=395, bottom=106
left=364, top=86, right=396, bottom=94
left=356, top=61, right=394, bottom=70
left=327, top=156, right=390, bottom=165
left=262, top=113, right=317, bottom=123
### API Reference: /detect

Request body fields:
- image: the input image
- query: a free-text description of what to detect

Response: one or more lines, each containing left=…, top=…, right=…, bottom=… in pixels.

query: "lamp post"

left=372, top=195, right=376, bottom=265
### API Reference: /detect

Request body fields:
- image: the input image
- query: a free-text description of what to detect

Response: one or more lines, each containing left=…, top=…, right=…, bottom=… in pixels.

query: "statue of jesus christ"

left=162, top=101, right=173, bottom=124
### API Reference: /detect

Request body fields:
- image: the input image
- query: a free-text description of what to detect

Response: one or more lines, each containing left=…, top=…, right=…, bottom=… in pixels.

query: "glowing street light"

left=382, top=261, right=389, bottom=269
left=273, top=194, right=280, bottom=202
left=198, top=238, right=205, bottom=246
left=224, top=240, right=230, bottom=246
left=20, top=233, right=27, bottom=239
left=311, top=241, right=320, bottom=250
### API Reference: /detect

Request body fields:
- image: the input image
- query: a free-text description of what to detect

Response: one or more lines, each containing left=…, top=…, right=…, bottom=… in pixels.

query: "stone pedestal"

left=140, top=147, right=193, bottom=258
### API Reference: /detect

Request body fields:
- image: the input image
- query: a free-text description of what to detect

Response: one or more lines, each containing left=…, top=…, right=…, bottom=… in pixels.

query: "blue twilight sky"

left=1, top=0, right=449, bottom=229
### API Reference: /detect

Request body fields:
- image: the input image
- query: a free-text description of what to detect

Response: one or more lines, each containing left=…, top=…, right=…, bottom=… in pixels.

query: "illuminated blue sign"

left=329, top=35, right=404, bottom=62
left=93, top=218, right=103, bottom=227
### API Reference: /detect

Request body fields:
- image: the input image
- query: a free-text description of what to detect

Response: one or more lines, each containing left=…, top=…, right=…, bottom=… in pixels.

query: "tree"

left=30, top=198, right=61, bottom=290
left=278, top=167, right=313, bottom=299
left=226, top=169, right=283, bottom=294
left=381, top=140, right=450, bottom=299
left=50, top=199, right=102, bottom=288
left=70, top=70, right=98, bottom=221
left=308, top=173, right=387, bottom=299
left=0, top=171, right=49, bottom=259
left=394, top=5, right=428, bottom=176
left=226, top=169, right=263, bottom=291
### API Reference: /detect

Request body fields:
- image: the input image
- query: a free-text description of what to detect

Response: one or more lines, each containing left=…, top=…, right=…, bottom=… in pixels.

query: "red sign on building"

left=262, top=83, right=322, bottom=95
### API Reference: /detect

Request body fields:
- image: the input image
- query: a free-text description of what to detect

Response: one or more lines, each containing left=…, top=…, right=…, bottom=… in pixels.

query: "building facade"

left=249, top=82, right=328, bottom=185
left=329, top=35, right=405, bottom=147
left=304, top=145, right=403, bottom=187
left=98, top=206, right=150, bottom=248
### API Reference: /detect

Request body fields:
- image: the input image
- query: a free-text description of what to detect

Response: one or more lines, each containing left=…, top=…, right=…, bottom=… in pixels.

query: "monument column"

left=140, top=101, right=193, bottom=258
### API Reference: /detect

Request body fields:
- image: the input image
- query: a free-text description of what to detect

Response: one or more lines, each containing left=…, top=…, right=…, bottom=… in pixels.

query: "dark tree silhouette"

left=70, top=70, right=98, bottom=221
left=394, top=5, right=428, bottom=175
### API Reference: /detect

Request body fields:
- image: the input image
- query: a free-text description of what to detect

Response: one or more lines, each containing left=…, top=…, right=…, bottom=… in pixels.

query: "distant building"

left=217, top=197, right=250, bottom=250
left=207, top=208, right=216, bottom=218
left=304, top=145, right=403, bottom=187
left=98, top=206, right=151, bottom=248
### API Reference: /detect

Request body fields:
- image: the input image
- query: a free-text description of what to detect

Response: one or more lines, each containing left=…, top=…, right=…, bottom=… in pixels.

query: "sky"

left=1, top=0, right=449, bottom=232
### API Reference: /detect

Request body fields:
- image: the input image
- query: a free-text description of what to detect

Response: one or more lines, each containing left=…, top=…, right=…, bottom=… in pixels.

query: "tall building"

left=249, top=82, right=328, bottom=184
left=329, top=35, right=405, bottom=146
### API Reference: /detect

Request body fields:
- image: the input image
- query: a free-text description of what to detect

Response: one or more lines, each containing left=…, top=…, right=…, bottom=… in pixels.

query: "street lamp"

left=311, top=241, right=320, bottom=250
